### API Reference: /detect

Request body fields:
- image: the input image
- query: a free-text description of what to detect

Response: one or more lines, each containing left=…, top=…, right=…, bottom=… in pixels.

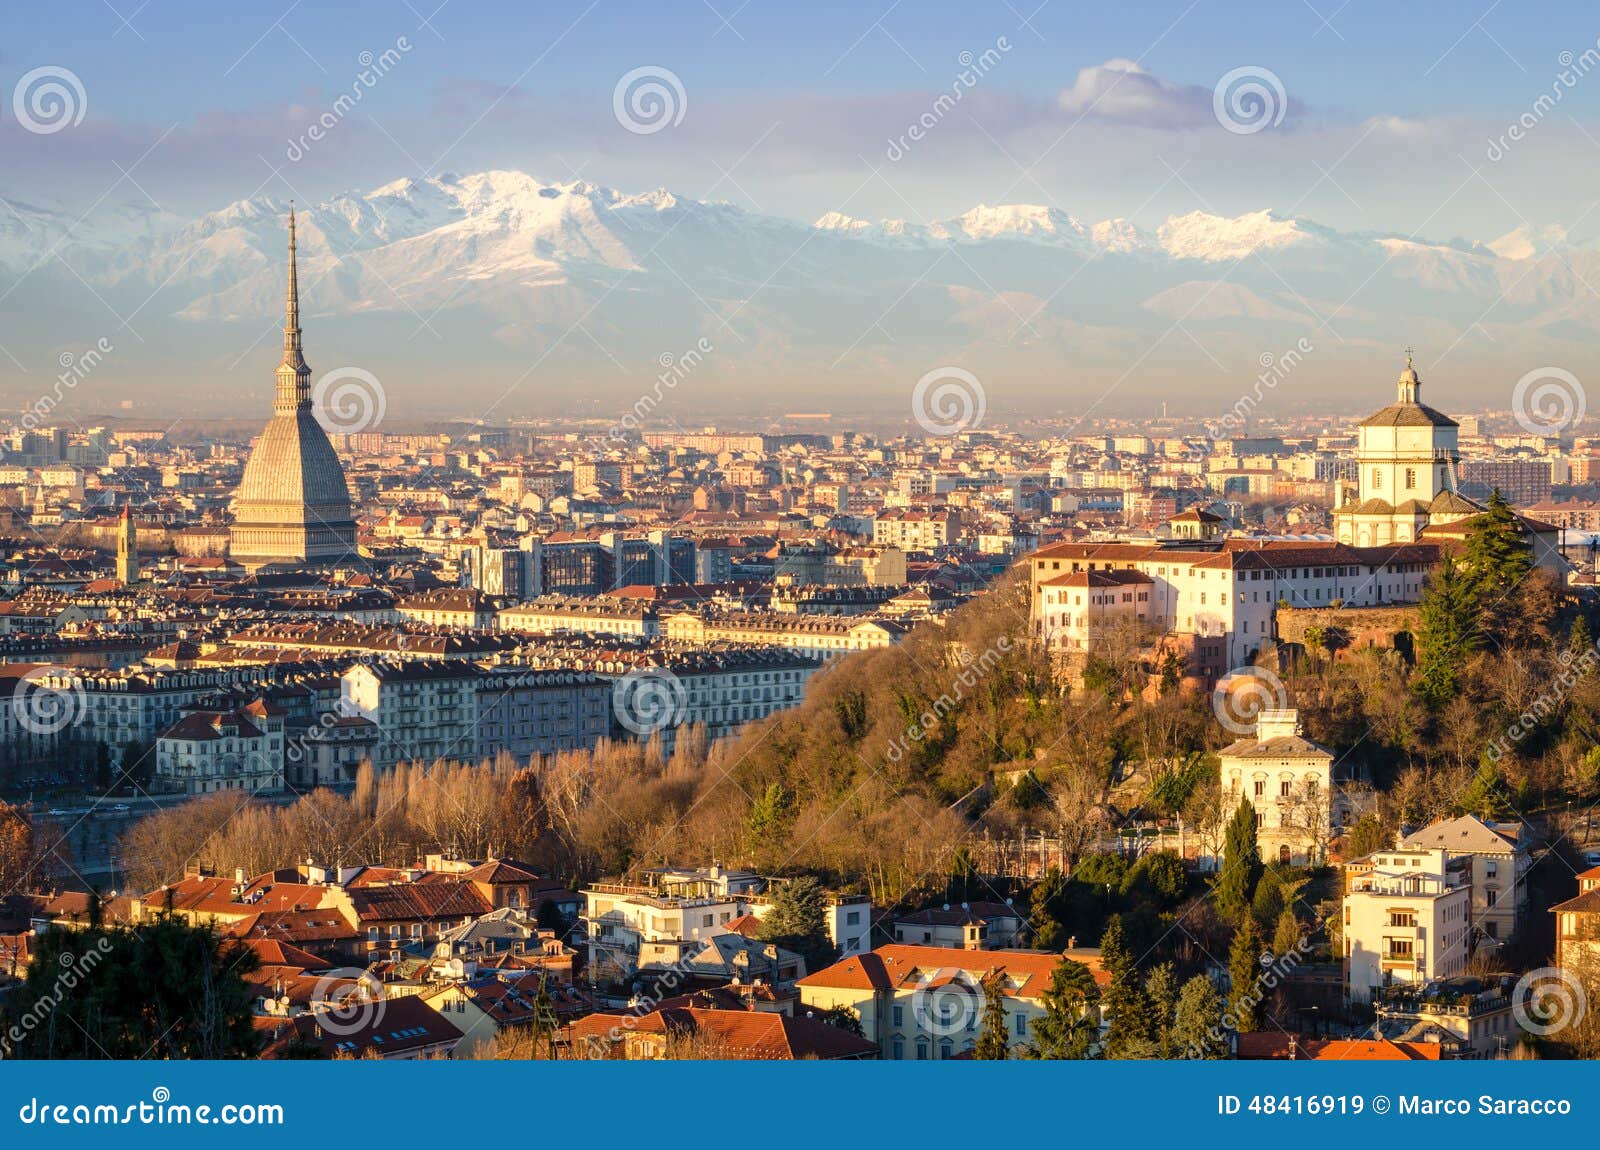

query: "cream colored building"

left=796, top=944, right=1072, bottom=1060
left=1342, top=847, right=1471, bottom=1002
left=1218, top=709, right=1341, bottom=866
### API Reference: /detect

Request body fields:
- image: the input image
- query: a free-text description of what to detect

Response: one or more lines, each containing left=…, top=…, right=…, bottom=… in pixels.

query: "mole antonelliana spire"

left=229, top=205, right=357, bottom=571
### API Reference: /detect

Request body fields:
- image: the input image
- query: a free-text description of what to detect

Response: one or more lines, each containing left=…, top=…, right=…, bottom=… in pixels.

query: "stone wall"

left=1276, top=604, right=1421, bottom=658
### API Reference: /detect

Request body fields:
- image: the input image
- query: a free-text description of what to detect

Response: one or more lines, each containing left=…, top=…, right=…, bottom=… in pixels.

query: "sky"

left=5, top=0, right=1600, bottom=423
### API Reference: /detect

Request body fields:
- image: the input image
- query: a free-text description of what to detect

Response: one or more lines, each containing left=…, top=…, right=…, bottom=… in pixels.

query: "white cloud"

left=1056, top=58, right=1213, bottom=128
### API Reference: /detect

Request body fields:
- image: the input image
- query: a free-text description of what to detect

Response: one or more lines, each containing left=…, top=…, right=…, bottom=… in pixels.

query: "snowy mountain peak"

left=1157, top=208, right=1326, bottom=262
left=946, top=203, right=1087, bottom=244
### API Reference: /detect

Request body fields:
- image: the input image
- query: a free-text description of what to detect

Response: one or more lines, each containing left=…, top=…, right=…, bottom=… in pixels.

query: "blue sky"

left=9, top=0, right=1600, bottom=237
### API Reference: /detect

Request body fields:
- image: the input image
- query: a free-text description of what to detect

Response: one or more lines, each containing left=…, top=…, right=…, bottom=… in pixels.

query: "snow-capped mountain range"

left=3, top=169, right=1598, bottom=417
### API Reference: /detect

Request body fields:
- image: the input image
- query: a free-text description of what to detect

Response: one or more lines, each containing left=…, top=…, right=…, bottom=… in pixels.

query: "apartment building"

left=796, top=945, right=1073, bottom=1060
left=1342, top=847, right=1471, bottom=1002
left=1398, top=815, right=1530, bottom=947
left=340, top=660, right=483, bottom=770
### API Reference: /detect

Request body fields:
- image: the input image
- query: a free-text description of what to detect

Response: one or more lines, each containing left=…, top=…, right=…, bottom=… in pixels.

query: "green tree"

left=755, top=876, right=834, bottom=972
left=1413, top=555, right=1482, bottom=709
left=1227, top=916, right=1264, bottom=1036
left=1345, top=812, right=1392, bottom=859
left=1461, top=490, right=1533, bottom=603
left=974, top=970, right=1012, bottom=1060
left=1029, top=867, right=1068, bottom=952
left=745, top=781, right=794, bottom=850
left=1100, top=914, right=1158, bottom=1059
left=6, top=916, right=260, bottom=1059
left=815, top=1004, right=865, bottom=1037
left=1215, top=798, right=1261, bottom=925
left=1271, top=906, right=1303, bottom=962
left=1144, top=962, right=1179, bottom=1059
left=1457, top=759, right=1508, bottom=820
left=1121, top=851, right=1188, bottom=906
left=1172, top=975, right=1228, bottom=1059
left=1025, top=959, right=1100, bottom=1059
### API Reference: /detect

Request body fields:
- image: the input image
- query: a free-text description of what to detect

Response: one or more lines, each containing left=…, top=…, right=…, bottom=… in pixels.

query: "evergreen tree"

left=1215, top=798, right=1261, bottom=925
left=6, top=916, right=259, bottom=1059
left=1461, top=490, right=1533, bottom=602
left=1024, top=959, right=1099, bottom=1059
left=755, top=876, right=835, bottom=972
left=1029, top=866, right=1068, bottom=952
left=1172, top=975, right=1228, bottom=1059
left=974, top=970, right=1012, bottom=1060
left=1457, top=758, right=1508, bottom=820
left=1144, top=962, right=1179, bottom=1059
left=1100, top=915, right=1158, bottom=1059
left=1413, top=555, right=1483, bottom=708
left=1571, top=615, right=1596, bottom=667
left=815, top=1004, right=865, bottom=1037
left=1271, top=906, right=1303, bottom=962
left=1226, top=916, right=1264, bottom=1036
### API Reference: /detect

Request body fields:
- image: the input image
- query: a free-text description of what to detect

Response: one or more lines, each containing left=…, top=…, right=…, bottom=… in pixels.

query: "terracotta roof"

left=796, top=944, right=1062, bottom=998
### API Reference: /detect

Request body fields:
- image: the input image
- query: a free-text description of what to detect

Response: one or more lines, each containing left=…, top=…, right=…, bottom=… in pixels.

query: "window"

left=1280, top=781, right=1290, bottom=797
left=892, top=1005, right=904, bottom=1026
left=1253, top=780, right=1265, bottom=797
left=1405, top=467, right=1416, bottom=489
left=1372, top=468, right=1383, bottom=489
left=1015, top=1012, right=1027, bottom=1037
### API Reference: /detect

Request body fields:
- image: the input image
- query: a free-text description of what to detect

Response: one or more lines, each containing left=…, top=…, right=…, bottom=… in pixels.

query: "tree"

left=1172, top=975, right=1228, bottom=1059
left=1025, top=959, right=1099, bottom=1059
left=1461, top=489, right=1533, bottom=634
left=1029, top=867, right=1068, bottom=952
left=0, top=802, right=35, bottom=896
left=974, top=970, right=1012, bottom=1059
left=1227, top=916, right=1264, bottom=1036
left=1100, top=914, right=1158, bottom=1059
left=6, top=916, right=260, bottom=1059
left=814, top=1004, right=865, bottom=1037
left=755, top=876, right=834, bottom=972
left=1271, top=906, right=1303, bottom=962
left=1345, top=811, right=1392, bottom=860
left=1414, top=556, right=1482, bottom=709
left=1120, top=851, right=1188, bottom=906
left=1215, top=798, right=1261, bottom=925
left=1144, top=962, right=1179, bottom=1059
